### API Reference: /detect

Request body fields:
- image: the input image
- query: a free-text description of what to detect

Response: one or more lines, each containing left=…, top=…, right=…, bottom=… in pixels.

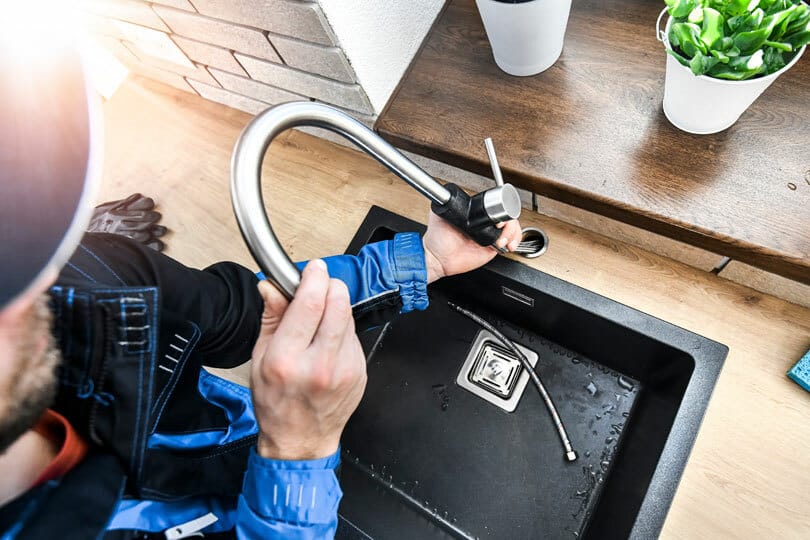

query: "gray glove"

left=88, top=193, right=168, bottom=251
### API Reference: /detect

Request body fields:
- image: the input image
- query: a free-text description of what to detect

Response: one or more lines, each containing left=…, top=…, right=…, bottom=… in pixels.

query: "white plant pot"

left=659, top=13, right=807, bottom=134
left=476, top=0, right=573, bottom=76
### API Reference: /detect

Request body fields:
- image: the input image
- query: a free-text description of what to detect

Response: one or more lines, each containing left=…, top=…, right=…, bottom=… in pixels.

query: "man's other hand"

left=422, top=212, right=522, bottom=283
left=250, top=260, right=366, bottom=460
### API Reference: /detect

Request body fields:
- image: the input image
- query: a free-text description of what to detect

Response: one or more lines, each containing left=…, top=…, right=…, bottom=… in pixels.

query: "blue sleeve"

left=236, top=447, right=342, bottom=540
left=257, top=232, right=429, bottom=313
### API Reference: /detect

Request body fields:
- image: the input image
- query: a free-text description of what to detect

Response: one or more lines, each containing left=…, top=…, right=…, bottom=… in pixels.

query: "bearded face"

left=0, top=294, right=60, bottom=453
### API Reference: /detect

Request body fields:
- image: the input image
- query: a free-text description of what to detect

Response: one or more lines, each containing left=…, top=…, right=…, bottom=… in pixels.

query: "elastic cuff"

left=241, top=446, right=342, bottom=525
left=390, top=232, right=429, bottom=313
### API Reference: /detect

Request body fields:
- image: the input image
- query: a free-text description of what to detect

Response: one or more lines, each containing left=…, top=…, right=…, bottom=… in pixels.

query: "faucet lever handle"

left=484, top=137, right=504, bottom=187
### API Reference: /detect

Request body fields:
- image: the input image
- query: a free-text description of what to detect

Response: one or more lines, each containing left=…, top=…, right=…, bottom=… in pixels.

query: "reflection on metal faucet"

left=231, top=101, right=521, bottom=299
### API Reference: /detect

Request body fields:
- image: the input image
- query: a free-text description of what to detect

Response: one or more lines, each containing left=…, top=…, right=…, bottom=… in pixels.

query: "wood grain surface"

left=376, top=0, right=810, bottom=284
left=101, top=76, right=810, bottom=539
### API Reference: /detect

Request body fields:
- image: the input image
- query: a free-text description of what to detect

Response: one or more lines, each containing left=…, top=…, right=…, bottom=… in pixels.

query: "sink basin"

left=336, top=206, right=728, bottom=540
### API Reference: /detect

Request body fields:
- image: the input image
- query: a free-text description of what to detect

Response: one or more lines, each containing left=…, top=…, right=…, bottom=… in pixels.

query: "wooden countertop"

left=376, top=0, right=810, bottom=284
left=102, top=77, right=810, bottom=538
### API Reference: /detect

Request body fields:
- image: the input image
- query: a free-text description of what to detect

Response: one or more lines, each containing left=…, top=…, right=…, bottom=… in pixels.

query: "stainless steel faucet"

left=231, top=101, right=521, bottom=299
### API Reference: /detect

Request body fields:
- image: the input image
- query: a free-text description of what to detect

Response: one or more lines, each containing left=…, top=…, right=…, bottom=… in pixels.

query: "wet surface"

left=339, top=208, right=728, bottom=540
left=340, top=292, right=639, bottom=540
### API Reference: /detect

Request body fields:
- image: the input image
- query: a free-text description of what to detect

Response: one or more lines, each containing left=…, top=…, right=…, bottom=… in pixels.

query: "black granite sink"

left=336, top=206, right=727, bottom=540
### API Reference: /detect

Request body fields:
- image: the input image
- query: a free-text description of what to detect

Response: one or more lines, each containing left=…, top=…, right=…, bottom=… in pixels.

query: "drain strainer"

left=456, top=329, right=539, bottom=412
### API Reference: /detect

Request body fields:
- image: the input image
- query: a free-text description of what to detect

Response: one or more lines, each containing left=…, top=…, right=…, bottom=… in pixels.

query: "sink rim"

left=345, top=205, right=729, bottom=539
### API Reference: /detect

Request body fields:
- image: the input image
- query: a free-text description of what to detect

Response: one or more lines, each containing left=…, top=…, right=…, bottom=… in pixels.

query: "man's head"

left=0, top=14, right=100, bottom=452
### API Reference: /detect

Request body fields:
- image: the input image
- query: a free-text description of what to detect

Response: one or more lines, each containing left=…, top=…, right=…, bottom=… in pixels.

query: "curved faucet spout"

left=231, top=101, right=520, bottom=300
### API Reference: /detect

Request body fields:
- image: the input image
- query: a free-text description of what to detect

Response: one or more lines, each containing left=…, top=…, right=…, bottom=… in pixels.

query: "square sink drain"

left=456, top=329, right=538, bottom=412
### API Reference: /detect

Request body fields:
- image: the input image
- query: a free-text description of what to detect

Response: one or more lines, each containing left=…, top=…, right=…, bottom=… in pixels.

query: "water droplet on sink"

left=617, top=375, right=635, bottom=391
left=586, top=382, right=598, bottom=396
left=585, top=451, right=591, bottom=457
left=605, top=437, right=615, bottom=445
left=600, top=460, right=609, bottom=472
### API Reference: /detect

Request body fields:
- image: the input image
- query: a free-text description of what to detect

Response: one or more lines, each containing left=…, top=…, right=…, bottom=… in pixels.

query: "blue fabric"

left=237, top=447, right=342, bottom=540
left=292, top=233, right=429, bottom=313
left=108, top=236, right=424, bottom=538
left=148, top=370, right=258, bottom=450
left=108, top=498, right=236, bottom=533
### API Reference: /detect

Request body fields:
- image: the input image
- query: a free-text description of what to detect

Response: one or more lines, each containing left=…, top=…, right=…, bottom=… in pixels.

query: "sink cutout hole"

left=517, top=227, right=548, bottom=258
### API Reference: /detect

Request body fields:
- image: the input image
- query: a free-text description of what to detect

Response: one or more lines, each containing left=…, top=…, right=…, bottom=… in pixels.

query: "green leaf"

left=785, top=29, right=810, bottom=49
left=668, top=0, right=805, bottom=80
left=761, top=4, right=799, bottom=34
left=689, top=51, right=714, bottom=74
left=708, top=64, right=761, bottom=79
left=764, top=39, right=793, bottom=51
left=771, top=4, right=801, bottom=38
left=670, top=22, right=708, bottom=56
left=729, top=48, right=765, bottom=70
left=689, top=52, right=708, bottom=75
left=701, top=7, right=725, bottom=47
left=727, top=14, right=747, bottom=32
left=763, top=46, right=787, bottom=73
left=710, top=48, right=731, bottom=62
left=666, top=0, right=699, bottom=19
left=727, top=0, right=756, bottom=16
left=733, top=27, right=770, bottom=53
left=784, top=7, right=810, bottom=35
left=747, top=8, right=766, bottom=30
left=667, top=48, right=692, bottom=68
left=757, top=0, right=779, bottom=12
left=719, top=36, right=735, bottom=50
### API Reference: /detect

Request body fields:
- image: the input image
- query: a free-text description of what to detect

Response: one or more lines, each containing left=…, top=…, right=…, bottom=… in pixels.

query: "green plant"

left=665, top=0, right=810, bottom=79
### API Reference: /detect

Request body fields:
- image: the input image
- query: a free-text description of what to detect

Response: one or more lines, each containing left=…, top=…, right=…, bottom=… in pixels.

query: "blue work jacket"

left=0, top=232, right=429, bottom=540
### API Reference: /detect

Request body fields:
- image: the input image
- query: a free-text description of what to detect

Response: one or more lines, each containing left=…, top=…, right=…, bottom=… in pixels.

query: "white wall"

left=318, top=0, right=444, bottom=114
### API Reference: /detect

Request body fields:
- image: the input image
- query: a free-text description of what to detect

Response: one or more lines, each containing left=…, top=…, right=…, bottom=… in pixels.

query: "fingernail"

left=497, top=237, right=507, bottom=248
left=311, top=259, right=327, bottom=272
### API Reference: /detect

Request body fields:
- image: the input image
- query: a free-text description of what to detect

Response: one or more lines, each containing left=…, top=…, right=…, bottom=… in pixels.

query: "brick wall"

left=78, top=0, right=376, bottom=126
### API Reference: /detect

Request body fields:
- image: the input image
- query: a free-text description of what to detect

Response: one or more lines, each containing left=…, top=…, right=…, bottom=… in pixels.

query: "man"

left=0, top=37, right=522, bottom=539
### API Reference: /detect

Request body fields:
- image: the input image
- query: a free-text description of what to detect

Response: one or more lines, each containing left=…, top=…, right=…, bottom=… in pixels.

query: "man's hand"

left=250, top=260, right=367, bottom=461
left=422, top=212, right=522, bottom=283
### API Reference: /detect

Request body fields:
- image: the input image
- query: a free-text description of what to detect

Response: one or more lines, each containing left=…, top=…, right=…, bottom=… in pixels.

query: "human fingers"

left=331, top=318, right=367, bottom=399
left=273, top=259, right=330, bottom=350
left=311, top=279, right=352, bottom=360
left=501, top=220, right=522, bottom=251
left=257, top=280, right=290, bottom=336
left=251, top=280, right=291, bottom=362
